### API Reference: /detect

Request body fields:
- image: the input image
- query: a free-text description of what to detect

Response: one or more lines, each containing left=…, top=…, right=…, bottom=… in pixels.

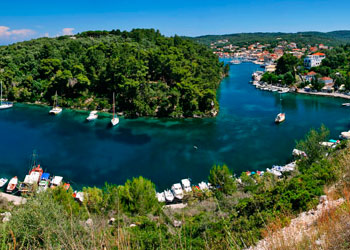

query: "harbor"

left=0, top=62, right=350, bottom=190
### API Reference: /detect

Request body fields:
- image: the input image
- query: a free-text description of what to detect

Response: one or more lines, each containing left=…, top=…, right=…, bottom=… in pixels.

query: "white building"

left=304, top=53, right=326, bottom=69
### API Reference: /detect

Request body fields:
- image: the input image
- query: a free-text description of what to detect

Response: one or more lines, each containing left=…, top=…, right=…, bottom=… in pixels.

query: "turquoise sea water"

left=0, top=62, right=349, bottom=190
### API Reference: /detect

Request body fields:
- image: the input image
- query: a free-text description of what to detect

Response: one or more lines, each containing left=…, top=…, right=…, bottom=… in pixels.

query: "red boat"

left=29, top=164, right=43, bottom=180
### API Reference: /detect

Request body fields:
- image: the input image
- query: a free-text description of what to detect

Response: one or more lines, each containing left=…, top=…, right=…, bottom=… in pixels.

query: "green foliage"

left=296, top=124, right=330, bottom=167
left=0, top=29, right=226, bottom=118
left=276, top=54, right=298, bottom=75
left=208, top=164, right=237, bottom=194
left=118, top=176, right=159, bottom=215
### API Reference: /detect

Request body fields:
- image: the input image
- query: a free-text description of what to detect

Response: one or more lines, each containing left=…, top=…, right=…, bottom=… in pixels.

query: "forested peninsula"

left=0, top=29, right=228, bottom=118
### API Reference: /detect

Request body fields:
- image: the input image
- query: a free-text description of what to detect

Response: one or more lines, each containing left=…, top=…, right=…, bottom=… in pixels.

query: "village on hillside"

left=211, top=38, right=350, bottom=96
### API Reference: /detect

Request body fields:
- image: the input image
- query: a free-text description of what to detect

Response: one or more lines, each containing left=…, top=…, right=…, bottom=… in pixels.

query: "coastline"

left=296, top=89, right=350, bottom=100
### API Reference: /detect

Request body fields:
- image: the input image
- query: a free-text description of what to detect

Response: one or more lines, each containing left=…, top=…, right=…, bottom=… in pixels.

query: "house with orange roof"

left=310, top=47, right=318, bottom=52
left=304, top=52, right=326, bottom=69
left=303, top=71, right=317, bottom=82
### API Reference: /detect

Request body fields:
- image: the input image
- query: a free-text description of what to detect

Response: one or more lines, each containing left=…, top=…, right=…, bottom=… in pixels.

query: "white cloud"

left=62, top=28, right=74, bottom=36
left=44, top=32, right=49, bottom=37
left=0, top=26, right=35, bottom=38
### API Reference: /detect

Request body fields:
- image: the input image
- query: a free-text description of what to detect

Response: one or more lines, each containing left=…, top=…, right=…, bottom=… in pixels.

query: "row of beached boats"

left=49, top=92, right=120, bottom=126
left=156, top=179, right=211, bottom=203
left=0, top=152, right=84, bottom=202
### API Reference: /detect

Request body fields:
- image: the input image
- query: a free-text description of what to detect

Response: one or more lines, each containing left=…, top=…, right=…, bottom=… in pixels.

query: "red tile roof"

left=313, top=52, right=325, bottom=56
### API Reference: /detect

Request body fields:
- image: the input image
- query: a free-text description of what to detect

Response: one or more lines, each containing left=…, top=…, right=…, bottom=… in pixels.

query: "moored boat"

left=164, top=189, right=174, bottom=202
left=6, top=176, right=18, bottom=193
left=171, top=183, right=184, bottom=200
left=342, top=103, right=350, bottom=107
left=0, top=178, right=8, bottom=188
left=49, top=91, right=62, bottom=115
left=275, top=113, right=285, bottom=123
left=111, top=92, right=119, bottom=126
left=0, top=81, right=13, bottom=110
left=156, top=192, right=166, bottom=202
left=50, top=176, right=63, bottom=188
left=181, top=178, right=192, bottom=192
left=86, top=111, right=98, bottom=121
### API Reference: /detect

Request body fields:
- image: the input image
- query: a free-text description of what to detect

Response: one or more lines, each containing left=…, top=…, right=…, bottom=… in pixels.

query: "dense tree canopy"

left=0, top=29, right=227, bottom=118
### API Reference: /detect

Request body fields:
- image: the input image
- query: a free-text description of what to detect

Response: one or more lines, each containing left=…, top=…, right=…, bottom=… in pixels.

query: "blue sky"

left=1, top=0, right=350, bottom=44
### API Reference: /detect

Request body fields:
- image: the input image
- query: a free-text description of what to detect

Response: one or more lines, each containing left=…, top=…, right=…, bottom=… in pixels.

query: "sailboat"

left=49, top=91, right=62, bottom=115
left=0, top=82, right=13, bottom=110
left=275, top=93, right=286, bottom=123
left=111, top=92, right=119, bottom=126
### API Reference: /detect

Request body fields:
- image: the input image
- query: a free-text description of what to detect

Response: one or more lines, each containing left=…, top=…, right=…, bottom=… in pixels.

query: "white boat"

left=342, top=103, right=350, bottom=107
left=198, top=181, right=209, bottom=191
left=279, top=88, right=289, bottom=94
left=111, top=92, right=119, bottom=126
left=49, top=91, right=62, bottom=115
left=266, top=168, right=282, bottom=177
left=164, top=189, right=174, bottom=202
left=0, top=178, right=8, bottom=188
left=0, top=82, right=13, bottom=110
left=156, top=192, right=166, bottom=202
left=37, top=180, right=49, bottom=193
left=340, top=131, right=350, bottom=139
left=50, top=176, right=63, bottom=188
left=181, top=178, right=192, bottom=192
left=86, top=111, right=98, bottom=121
left=230, top=59, right=241, bottom=65
left=6, top=176, right=18, bottom=193
left=275, top=113, right=285, bottom=123
left=171, top=183, right=184, bottom=200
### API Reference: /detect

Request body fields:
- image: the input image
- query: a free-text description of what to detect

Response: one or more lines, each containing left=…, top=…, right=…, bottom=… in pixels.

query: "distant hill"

left=190, top=30, right=350, bottom=47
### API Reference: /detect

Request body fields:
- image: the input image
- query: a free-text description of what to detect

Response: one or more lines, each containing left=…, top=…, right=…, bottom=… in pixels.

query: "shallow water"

left=0, top=62, right=349, bottom=190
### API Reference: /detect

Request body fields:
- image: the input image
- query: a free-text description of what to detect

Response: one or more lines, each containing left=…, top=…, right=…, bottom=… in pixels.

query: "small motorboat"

left=37, top=180, right=49, bottom=193
left=164, top=189, right=174, bottom=202
left=0, top=178, right=8, bottom=188
left=342, top=103, right=350, bottom=107
left=181, top=179, right=192, bottom=192
left=156, top=192, right=166, bottom=202
left=275, top=113, right=285, bottom=123
left=198, top=181, right=209, bottom=191
left=171, top=183, right=184, bottom=200
left=63, top=183, right=70, bottom=191
left=50, top=176, right=63, bottom=188
left=86, top=111, right=98, bottom=121
left=6, top=176, right=18, bottom=193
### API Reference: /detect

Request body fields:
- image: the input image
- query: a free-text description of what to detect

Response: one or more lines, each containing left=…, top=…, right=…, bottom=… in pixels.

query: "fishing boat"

left=275, top=113, right=285, bottom=123
left=164, top=189, right=174, bottom=202
left=156, top=192, right=166, bottom=202
left=0, top=81, right=13, bottom=110
left=111, top=92, right=119, bottom=126
left=0, top=178, right=8, bottom=188
left=50, top=176, right=63, bottom=188
left=49, top=91, right=62, bottom=115
left=63, top=183, right=70, bottom=191
left=181, top=179, right=192, bottom=192
left=6, top=176, right=18, bottom=193
left=86, top=111, right=98, bottom=121
left=171, top=183, right=184, bottom=200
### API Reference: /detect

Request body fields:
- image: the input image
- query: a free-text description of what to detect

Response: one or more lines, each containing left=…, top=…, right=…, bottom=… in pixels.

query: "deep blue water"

left=0, top=62, right=349, bottom=190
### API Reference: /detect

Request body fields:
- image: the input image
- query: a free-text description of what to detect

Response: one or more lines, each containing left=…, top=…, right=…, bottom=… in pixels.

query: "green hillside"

left=0, top=29, right=228, bottom=118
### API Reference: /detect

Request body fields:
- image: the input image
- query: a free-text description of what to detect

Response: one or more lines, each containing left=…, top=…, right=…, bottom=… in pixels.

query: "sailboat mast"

left=280, top=93, right=282, bottom=113
left=0, top=82, right=2, bottom=106
left=113, top=92, right=115, bottom=118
